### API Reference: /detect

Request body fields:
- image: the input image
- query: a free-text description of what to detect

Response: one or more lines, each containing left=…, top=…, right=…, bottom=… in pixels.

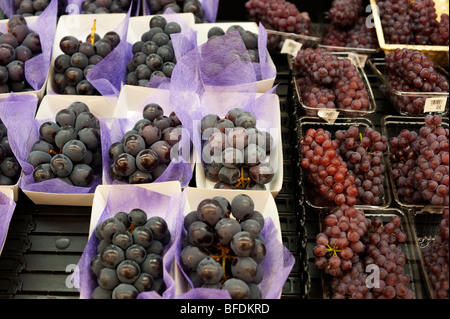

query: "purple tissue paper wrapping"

left=73, top=185, right=184, bottom=299
left=0, top=191, right=16, bottom=256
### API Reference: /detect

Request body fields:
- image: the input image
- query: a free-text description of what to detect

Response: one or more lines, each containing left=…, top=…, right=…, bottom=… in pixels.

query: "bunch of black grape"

left=421, top=207, right=449, bottom=299
left=294, top=48, right=371, bottom=112
left=200, top=108, right=275, bottom=190
left=126, top=15, right=180, bottom=87
left=328, top=0, right=363, bottom=30
left=0, top=15, right=42, bottom=93
left=80, top=0, right=133, bottom=14
left=90, top=208, right=171, bottom=299
left=377, top=0, right=449, bottom=46
left=331, top=216, right=412, bottom=299
left=9, top=0, right=50, bottom=16
left=0, top=118, right=20, bottom=185
left=300, top=128, right=359, bottom=206
left=323, top=16, right=378, bottom=49
left=335, top=125, right=388, bottom=206
left=108, top=103, right=182, bottom=184
left=29, top=101, right=101, bottom=187
left=181, top=194, right=266, bottom=299
left=244, top=0, right=311, bottom=51
left=53, top=29, right=120, bottom=95
left=389, top=115, right=449, bottom=206
left=147, top=0, right=208, bottom=23
left=313, top=205, right=371, bottom=278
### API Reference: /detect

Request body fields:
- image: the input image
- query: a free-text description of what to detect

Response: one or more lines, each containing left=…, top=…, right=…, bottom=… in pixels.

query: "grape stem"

left=233, top=166, right=251, bottom=189
left=326, top=243, right=341, bottom=257
left=211, top=243, right=234, bottom=282
left=90, top=19, right=97, bottom=46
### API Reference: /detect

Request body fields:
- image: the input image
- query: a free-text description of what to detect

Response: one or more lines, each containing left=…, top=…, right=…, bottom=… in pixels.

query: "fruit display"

left=29, top=101, right=101, bottom=186
left=387, top=115, right=449, bottom=206
left=293, top=48, right=373, bottom=114
left=90, top=208, right=171, bottom=299
left=107, top=102, right=184, bottom=184
left=0, top=14, right=42, bottom=93
left=376, top=0, right=449, bottom=46
left=322, top=0, right=378, bottom=50
left=0, top=117, right=20, bottom=186
left=314, top=207, right=414, bottom=299
left=125, top=15, right=181, bottom=87
left=52, top=29, right=121, bottom=95
left=200, top=108, right=276, bottom=190
left=146, top=0, right=211, bottom=23
left=420, top=207, right=449, bottom=299
left=300, top=122, right=389, bottom=207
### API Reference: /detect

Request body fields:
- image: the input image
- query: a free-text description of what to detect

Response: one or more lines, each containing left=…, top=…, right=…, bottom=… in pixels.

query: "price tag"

left=281, top=39, right=302, bottom=57
left=318, top=110, right=340, bottom=123
left=424, top=97, right=448, bottom=113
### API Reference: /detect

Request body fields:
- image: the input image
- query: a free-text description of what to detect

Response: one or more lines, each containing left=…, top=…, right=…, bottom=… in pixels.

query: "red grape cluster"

left=389, top=115, right=449, bottom=206
left=377, top=0, right=449, bottom=45
left=294, top=48, right=371, bottom=112
left=300, top=128, right=359, bottom=207
left=335, top=125, right=388, bottom=206
left=323, top=17, right=378, bottom=49
left=328, top=0, right=363, bottom=29
left=430, top=13, right=449, bottom=45
left=421, top=207, right=449, bottom=299
left=322, top=214, right=413, bottom=299
left=384, top=49, right=449, bottom=114
left=314, top=205, right=370, bottom=277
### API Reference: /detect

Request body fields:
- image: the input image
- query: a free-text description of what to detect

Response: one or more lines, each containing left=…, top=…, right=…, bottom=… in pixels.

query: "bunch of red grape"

left=377, top=0, right=449, bottom=46
left=383, top=48, right=449, bottom=114
left=181, top=194, right=266, bottom=299
left=318, top=213, right=414, bottom=299
left=421, top=207, right=449, bottom=299
left=323, top=17, right=378, bottom=49
left=294, top=48, right=371, bottom=112
left=389, top=115, right=449, bottom=206
left=328, top=0, right=363, bottom=29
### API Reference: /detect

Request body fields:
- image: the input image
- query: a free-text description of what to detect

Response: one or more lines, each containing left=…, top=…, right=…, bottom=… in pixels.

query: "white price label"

left=281, top=39, right=302, bottom=57
left=318, top=110, right=340, bottom=123
left=424, top=97, right=448, bottom=112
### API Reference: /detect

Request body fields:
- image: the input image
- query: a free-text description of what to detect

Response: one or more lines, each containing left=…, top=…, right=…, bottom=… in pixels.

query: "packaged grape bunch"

left=313, top=206, right=421, bottom=299
left=64, top=0, right=140, bottom=15
left=73, top=183, right=183, bottom=299
left=189, top=21, right=277, bottom=94
left=293, top=48, right=376, bottom=118
left=100, top=85, right=193, bottom=188
left=370, top=0, right=449, bottom=67
left=244, top=0, right=320, bottom=55
left=143, top=0, right=219, bottom=23
left=319, top=0, right=379, bottom=62
left=47, top=9, right=131, bottom=100
left=381, top=114, right=449, bottom=210
left=0, top=0, right=61, bottom=18
left=0, top=189, right=16, bottom=257
left=369, top=48, right=449, bottom=115
left=174, top=187, right=295, bottom=299
left=172, top=87, right=283, bottom=196
left=412, top=207, right=449, bottom=299
left=298, top=117, right=391, bottom=210
left=0, top=94, right=115, bottom=206
left=0, top=95, right=24, bottom=201
left=0, top=0, right=57, bottom=99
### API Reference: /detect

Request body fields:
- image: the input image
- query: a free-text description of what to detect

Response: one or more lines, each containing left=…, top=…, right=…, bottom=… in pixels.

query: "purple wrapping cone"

left=0, top=0, right=15, bottom=18
left=0, top=94, right=101, bottom=194
left=73, top=186, right=184, bottom=299
left=144, top=0, right=219, bottom=23
left=175, top=212, right=295, bottom=299
left=0, top=191, right=16, bottom=255
left=0, top=0, right=57, bottom=92
left=86, top=8, right=132, bottom=98
left=100, top=91, right=193, bottom=187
